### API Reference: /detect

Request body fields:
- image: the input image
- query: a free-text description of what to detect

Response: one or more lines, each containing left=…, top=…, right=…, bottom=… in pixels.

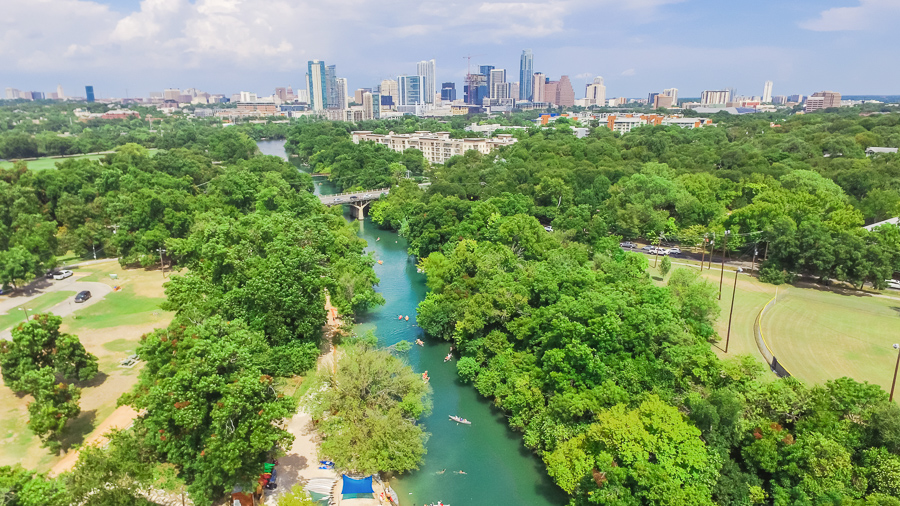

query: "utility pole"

left=708, top=233, right=715, bottom=270
left=700, top=234, right=707, bottom=271
left=751, top=245, right=758, bottom=277
left=725, top=267, right=743, bottom=353
left=157, top=247, right=167, bottom=278
left=891, top=344, right=900, bottom=402
left=718, top=230, right=730, bottom=300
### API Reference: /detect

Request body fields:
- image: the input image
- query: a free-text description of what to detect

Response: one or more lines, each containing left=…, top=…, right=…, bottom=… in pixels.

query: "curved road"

left=0, top=271, right=114, bottom=341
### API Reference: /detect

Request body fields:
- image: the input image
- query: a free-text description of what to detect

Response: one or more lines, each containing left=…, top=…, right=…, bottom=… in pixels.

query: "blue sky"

left=2, top=0, right=898, bottom=99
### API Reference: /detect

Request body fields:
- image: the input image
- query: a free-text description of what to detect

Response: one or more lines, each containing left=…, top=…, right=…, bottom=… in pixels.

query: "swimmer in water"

left=436, top=469, right=446, bottom=475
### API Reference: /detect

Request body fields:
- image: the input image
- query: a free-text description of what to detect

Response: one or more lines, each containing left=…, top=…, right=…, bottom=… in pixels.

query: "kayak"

left=449, top=415, right=471, bottom=425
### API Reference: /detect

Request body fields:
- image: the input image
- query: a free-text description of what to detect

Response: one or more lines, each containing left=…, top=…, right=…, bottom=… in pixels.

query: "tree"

left=0, top=465, right=70, bottom=506
left=660, top=255, right=672, bottom=276
left=125, top=317, right=296, bottom=504
left=207, top=129, right=257, bottom=163
left=21, top=368, right=82, bottom=454
left=0, top=314, right=98, bottom=391
left=305, top=341, right=431, bottom=475
left=276, top=485, right=319, bottom=506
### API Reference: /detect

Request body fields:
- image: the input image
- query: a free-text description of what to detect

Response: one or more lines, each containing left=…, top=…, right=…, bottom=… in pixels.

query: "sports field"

left=0, top=149, right=159, bottom=171
left=762, top=286, right=900, bottom=394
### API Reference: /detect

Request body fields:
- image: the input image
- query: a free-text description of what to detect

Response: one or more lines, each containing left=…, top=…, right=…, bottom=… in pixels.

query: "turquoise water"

left=257, top=140, right=566, bottom=506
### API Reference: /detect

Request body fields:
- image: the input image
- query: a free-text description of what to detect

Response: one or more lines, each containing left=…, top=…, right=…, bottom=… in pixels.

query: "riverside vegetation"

left=0, top=121, right=409, bottom=505
left=1, top=103, right=900, bottom=504
left=284, top=108, right=900, bottom=505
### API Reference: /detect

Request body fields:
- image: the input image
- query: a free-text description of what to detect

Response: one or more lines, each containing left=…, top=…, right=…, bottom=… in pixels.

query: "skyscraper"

left=479, top=65, right=495, bottom=77
left=762, top=80, right=773, bottom=103
left=556, top=76, right=574, bottom=107
left=325, top=65, right=340, bottom=109
left=307, top=60, right=327, bottom=111
left=417, top=59, right=436, bottom=104
left=398, top=75, right=423, bottom=106
left=663, top=88, right=678, bottom=104
left=379, top=80, right=399, bottom=109
left=519, top=49, right=533, bottom=101
left=532, top=73, right=546, bottom=103
left=441, top=82, right=456, bottom=101
left=585, top=77, right=606, bottom=106
left=363, top=92, right=381, bottom=120
left=85, top=85, right=95, bottom=103
left=489, top=69, right=507, bottom=99
left=335, top=77, right=348, bottom=109
left=56, top=84, right=64, bottom=100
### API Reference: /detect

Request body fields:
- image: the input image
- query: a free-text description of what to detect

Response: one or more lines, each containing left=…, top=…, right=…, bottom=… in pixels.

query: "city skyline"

left=2, top=0, right=899, bottom=98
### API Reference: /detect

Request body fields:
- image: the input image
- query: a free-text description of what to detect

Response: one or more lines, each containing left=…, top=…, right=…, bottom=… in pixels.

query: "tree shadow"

left=60, top=408, right=97, bottom=451
left=75, top=371, right=108, bottom=389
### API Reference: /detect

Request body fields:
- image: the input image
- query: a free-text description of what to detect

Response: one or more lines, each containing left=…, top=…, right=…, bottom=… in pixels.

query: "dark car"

left=74, top=290, right=92, bottom=303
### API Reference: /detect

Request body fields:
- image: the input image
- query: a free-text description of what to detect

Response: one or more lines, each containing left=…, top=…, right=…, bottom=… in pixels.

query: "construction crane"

left=462, top=54, right=483, bottom=77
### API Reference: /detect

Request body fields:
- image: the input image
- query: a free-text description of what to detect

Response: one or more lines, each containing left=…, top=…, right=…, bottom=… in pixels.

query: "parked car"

left=53, top=270, right=73, bottom=280
left=46, top=270, right=60, bottom=279
left=74, top=290, right=92, bottom=303
left=640, top=245, right=656, bottom=252
left=350, top=195, right=359, bottom=200
left=667, top=247, right=681, bottom=255
left=544, top=225, right=554, bottom=232
left=619, top=241, right=637, bottom=249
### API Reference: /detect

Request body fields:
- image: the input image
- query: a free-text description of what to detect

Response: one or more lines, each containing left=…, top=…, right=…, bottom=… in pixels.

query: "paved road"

left=0, top=272, right=114, bottom=340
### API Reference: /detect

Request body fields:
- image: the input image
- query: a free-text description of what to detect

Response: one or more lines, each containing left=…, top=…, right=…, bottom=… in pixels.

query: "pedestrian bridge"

left=318, top=188, right=390, bottom=219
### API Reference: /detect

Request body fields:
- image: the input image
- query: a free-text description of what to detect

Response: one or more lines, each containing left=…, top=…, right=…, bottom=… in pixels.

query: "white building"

left=762, top=80, right=773, bottom=103
left=700, top=90, right=730, bottom=106
left=585, top=77, right=606, bottom=107
left=351, top=130, right=518, bottom=164
left=417, top=59, right=436, bottom=104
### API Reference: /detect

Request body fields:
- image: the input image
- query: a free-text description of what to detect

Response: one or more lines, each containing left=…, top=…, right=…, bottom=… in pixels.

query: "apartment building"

left=351, top=130, right=517, bottom=164
left=599, top=113, right=713, bottom=134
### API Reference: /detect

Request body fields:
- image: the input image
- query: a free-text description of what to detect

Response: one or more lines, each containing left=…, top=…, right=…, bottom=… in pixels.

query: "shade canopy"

left=341, top=475, right=373, bottom=495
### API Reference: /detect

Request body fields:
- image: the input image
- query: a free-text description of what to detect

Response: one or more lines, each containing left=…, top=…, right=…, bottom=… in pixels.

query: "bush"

left=759, top=263, right=786, bottom=285
left=660, top=256, right=672, bottom=276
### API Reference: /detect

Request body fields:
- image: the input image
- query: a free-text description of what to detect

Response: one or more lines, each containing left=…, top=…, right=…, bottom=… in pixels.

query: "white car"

left=544, top=225, right=553, bottom=232
left=53, top=270, right=74, bottom=280
left=667, top=247, right=681, bottom=255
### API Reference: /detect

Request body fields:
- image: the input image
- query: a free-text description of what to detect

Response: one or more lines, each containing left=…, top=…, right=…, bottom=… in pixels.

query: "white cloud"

left=800, top=0, right=900, bottom=31
left=621, top=68, right=636, bottom=76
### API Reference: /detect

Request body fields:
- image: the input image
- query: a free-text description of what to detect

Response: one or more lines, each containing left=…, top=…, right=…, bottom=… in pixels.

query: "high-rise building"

left=545, top=81, right=558, bottom=105
left=441, top=82, right=456, bottom=101
left=5, top=88, right=19, bottom=100
left=788, top=94, right=804, bottom=103
left=163, top=88, right=181, bottom=101
left=653, top=94, right=675, bottom=109
left=805, top=91, right=841, bottom=112
left=663, top=88, right=678, bottom=104
left=239, top=91, right=258, bottom=102
left=519, top=49, right=533, bottom=101
left=510, top=82, right=519, bottom=101
left=700, top=90, right=730, bottom=106
left=585, top=77, right=606, bottom=107
left=489, top=69, right=507, bottom=99
left=334, top=77, right=348, bottom=109
left=479, top=65, right=495, bottom=77
left=464, top=74, right=487, bottom=105
left=275, top=87, right=288, bottom=101
left=556, top=76, right=574, bottom=107
left=362, top=92, right=381, bottom=120
left=398, top=75, right=423, bottom=106
left=325, top=65, right=340, bottom=109
left=772, top=95, right=788, bottom=105
left=532, top=73, right=546, bottom=103
left=307, top=60, right=327, bottom=111
left=354, top=88, right=369, bottom=105
left=56, top=84, right=64, bottom=100
left=379, top=80, right=399, bottom=109
left=417, top=59, right=436, bottom=104
left=85, top=85, right=95, bottom=103
left=648, top=92, right=659, bottom=106
left=762, top=80, right=773, bottom=103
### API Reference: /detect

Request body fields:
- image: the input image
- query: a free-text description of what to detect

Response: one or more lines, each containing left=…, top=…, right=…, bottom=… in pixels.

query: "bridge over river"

left=318, top=182, right=430, bottom=219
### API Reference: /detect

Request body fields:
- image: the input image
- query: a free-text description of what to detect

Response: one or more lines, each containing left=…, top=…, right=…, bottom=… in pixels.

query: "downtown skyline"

left=3, top=0, right=899, bottom=99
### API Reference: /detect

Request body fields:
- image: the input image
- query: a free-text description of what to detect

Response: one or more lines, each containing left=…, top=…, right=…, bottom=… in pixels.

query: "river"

left=258, top=140, right=566, bottom=506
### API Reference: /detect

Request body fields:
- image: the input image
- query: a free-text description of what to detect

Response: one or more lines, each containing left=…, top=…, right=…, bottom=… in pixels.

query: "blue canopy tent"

left=341, top=475, right=374, bottom=498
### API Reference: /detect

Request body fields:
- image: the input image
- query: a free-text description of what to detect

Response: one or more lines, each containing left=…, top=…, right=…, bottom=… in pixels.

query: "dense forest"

left=285, top=108, right=900, bottom=504
left=0, top=122, right=385, bottom=504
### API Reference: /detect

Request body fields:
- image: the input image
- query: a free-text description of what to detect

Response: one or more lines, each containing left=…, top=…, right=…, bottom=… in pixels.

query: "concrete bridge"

left=318, top=188, right=390, bottom=219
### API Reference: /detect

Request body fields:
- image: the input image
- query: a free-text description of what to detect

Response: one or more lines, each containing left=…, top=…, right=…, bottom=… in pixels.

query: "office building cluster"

left=3, top=48, right=867, bottom=121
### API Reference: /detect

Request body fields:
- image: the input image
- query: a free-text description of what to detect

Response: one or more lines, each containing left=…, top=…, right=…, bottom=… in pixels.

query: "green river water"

left=257, top=140, right=566, bottom=506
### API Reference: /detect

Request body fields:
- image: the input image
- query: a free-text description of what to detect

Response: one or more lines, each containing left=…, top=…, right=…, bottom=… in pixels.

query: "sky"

left=2, top=0, right=899, bottom=100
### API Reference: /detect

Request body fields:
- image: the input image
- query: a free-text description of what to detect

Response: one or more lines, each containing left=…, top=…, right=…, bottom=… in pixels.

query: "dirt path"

left=49, top=405, right=140, bottom=477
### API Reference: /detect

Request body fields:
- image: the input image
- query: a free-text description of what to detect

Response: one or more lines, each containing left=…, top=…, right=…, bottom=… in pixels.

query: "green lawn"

left=0, top=291, right=77, bottom=332
left=65, top=284, right=166, bottom=331
left=0, top=149, right=159, bottom=171
left=761, top=287, right=900, bottom=393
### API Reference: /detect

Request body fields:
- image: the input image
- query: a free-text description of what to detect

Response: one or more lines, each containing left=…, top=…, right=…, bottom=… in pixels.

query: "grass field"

left=0, top=291, right=76, bottom=332
left=0, top=149, right=159, bottom=171
left=762, top=286, right=900, bottom=394
left=0, top=260, right=173, bottom=471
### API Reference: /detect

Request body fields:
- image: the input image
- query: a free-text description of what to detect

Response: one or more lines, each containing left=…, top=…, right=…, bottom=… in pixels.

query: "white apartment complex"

left=351, top=130, right=518, bottom=164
